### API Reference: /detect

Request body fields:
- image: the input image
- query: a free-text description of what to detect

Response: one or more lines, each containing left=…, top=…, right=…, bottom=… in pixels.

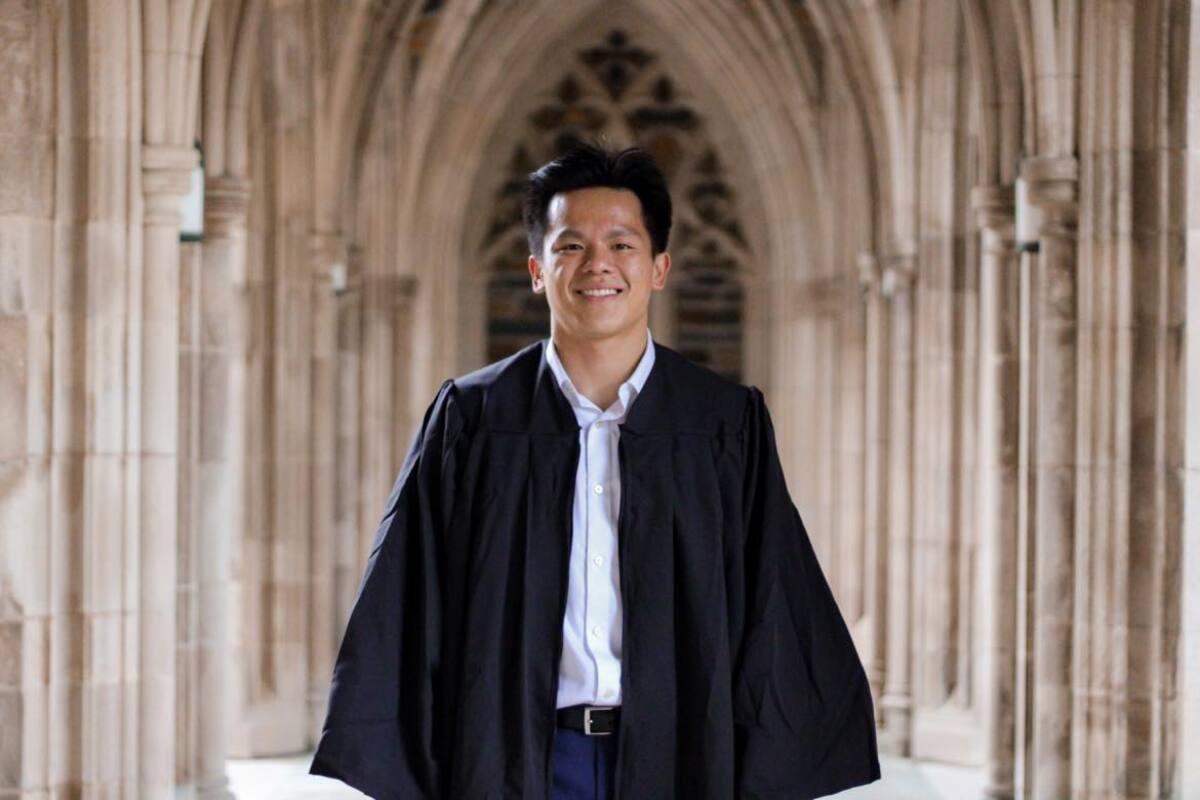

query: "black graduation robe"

left=310, top=339, right=880, bottom=799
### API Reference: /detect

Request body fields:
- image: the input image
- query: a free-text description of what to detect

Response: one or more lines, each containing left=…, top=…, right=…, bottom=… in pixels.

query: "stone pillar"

left=971, top=184, right=1019, bottom=799
left=1180, top=8, right=1200, bottom=790
left=308, top=231, right=345, bottom=743
left=391, top=275, right=422, bottom=503
left=179, top=237, right=202, bottom=792
left=333, top=246, right=364, bottom=630
left=879, top=253, right=916, bottom=755
left=358, top=273, right=419, bottom=568
left=789, top=275, right=845, bottom=559
left=0, top=1, right=77, bottom=795
left=858, top=252, right=890, bottom=716
left=196, top=175, right=251, bottom=800
left=139, top=142, right=198, bottom=798
left=835, top=273, right=866, bottom=624
left=1023, top=155, right=1079, bottom=800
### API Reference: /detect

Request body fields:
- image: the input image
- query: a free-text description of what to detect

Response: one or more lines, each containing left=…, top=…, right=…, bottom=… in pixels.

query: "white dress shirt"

left=545, top=327, right=656, bottom=709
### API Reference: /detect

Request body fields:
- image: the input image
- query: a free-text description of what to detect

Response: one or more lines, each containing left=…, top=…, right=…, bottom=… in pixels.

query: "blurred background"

left=0, top=0, right=1197, bottom=797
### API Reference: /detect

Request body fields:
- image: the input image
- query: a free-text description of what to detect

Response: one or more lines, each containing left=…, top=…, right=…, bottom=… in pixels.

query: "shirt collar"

left=544, top=327, right=656, bottom=416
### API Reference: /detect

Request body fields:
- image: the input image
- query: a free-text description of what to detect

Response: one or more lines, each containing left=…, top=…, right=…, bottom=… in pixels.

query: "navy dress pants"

left=549, top=726, right=619, bottom=800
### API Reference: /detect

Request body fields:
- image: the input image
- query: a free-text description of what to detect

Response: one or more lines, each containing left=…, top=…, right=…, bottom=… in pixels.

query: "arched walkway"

left=0, top=1, right=1195, bottom=797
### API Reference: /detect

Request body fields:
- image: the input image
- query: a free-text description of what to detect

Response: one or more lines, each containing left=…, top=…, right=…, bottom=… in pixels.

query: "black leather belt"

left=557, top=704, right=620, bottom=736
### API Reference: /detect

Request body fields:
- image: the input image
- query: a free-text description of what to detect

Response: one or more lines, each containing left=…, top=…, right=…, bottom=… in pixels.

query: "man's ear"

left=528, top=254, right=546, bottom=294
left=651, top=250, right=672, bottom=291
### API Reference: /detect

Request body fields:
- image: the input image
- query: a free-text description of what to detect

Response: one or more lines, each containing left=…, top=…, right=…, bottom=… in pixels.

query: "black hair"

left=522, top=143, right=673, bottom=256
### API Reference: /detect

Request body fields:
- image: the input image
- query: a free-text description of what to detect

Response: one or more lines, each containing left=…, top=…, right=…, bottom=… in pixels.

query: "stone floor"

left=227, top=753, right=986, bottom=798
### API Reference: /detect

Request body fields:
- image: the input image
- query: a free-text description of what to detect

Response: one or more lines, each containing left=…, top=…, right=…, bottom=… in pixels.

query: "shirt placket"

left=583, top=411, right=607, bottom=696
left=597, top=409, right=622, bottom=702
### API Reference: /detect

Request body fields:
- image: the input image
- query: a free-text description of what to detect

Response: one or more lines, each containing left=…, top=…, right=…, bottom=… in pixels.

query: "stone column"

left=835, top=273, right=866, bottom=624
left=392, top=276, right=422, bottom=505
left=196, top=175, right=251, bottom=800
left=139, top=142, right=198, bottom=798
left=1180, top=10, right=1200, bottom=790
left=971, top=184, right=1019, bottom=799
left=308, top=231, right=345, bottom=743
left=333, top=245, right=364, bottom=629
left=1023, top=155, right=1079, bottom=800
left=858, top=252, right=890, bottom=715
left=879, top=253, right=916, bottom=755
left=179, top=237, right=202, bottom=792
left=787, top=275, right=845, bottom=558
left=0, top=1, right=81, bottom=794
left=358, top=273, right=419, bottom=568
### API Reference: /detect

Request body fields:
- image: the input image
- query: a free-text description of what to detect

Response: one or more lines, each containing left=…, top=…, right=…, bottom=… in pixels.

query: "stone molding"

left=310, top=230, right=350, bottom=295
left=857, top=252, right=881, bottom=294
left=143, top=144, right=200, bottom=225
left=970, top=184, right=1016, bottom=235
left=204, top=176, right=252, bottom=237
left=881, top=253, right=917, bottom=298
left=310, top=230, right=348, bottom=271
left=1021, top=155, right=1079, bottom=233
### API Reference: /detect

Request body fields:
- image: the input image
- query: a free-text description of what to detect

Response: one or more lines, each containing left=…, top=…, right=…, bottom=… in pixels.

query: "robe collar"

left=543, top=327, right=655, bottom=420
left=525, top=334, right=674, bottom=436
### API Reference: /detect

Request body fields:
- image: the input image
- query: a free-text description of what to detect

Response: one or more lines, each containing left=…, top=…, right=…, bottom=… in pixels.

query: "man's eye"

left=557, top=244, right=582, bottom=252
left=613, top=243, right=633, bottom=250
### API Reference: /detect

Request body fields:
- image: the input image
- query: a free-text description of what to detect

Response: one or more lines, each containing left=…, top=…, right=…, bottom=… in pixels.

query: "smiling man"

left=311, top=145, right=880, bottom=799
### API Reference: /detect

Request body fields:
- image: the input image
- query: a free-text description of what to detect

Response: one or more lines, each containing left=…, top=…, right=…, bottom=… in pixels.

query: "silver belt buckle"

left=584, top=705, right=614, bottom=736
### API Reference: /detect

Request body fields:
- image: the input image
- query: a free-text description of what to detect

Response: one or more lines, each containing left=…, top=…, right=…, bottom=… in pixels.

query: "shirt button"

left=591, top=625, right=603, bottom=639
left=593, top=484, right=604, bottom=495
left=592, top=554, right=604, bottom=567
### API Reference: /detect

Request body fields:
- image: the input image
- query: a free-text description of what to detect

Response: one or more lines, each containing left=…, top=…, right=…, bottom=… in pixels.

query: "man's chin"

left=555, top=320, right=644, bottom=342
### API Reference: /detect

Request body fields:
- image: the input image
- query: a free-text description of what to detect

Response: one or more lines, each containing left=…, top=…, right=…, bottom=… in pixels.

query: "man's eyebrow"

left=552, top=225, right=645, bottom=241
left=552, top=224, right=648, bottom=242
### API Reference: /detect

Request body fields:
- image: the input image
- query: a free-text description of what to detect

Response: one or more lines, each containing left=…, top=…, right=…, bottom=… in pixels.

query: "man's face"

left=528, top=187, right=671, bottom=342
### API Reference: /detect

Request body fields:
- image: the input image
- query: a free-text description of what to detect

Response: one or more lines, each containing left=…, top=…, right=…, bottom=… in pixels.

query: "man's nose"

left=582, top=246, right=614, bottom=272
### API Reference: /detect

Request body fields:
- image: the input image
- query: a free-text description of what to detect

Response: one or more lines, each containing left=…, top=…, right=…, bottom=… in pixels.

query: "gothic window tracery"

left=480, top=29, right=749, bottom=382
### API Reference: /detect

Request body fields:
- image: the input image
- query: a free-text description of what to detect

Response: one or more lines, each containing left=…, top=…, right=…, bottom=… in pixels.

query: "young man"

left=311, top=145, right=880, bottom=799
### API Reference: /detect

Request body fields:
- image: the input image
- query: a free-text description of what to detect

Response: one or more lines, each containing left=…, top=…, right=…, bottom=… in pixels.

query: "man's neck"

left=551, top=324, right=648, bottom=411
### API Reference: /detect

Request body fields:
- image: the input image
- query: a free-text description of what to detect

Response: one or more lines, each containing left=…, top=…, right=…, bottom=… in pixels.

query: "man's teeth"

left=581, top=289, right=619, bottom=296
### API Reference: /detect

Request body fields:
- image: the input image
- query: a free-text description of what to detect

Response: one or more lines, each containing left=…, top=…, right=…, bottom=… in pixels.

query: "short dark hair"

left=522, top=143, right=673, bottom=256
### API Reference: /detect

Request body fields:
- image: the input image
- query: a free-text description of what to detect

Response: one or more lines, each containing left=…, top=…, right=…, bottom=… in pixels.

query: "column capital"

left=142, top=144, right=198, bottom=226
left=143, top=143, right=198, bottom=174
left=857, top=252, right=881, bottom=293
left=203, top=176, right=251, bottom=237
left=970, top=184, right=1016, bottom=233
left=971, top=184, right=1016, bottom=254
left=310, top=230, right=349, bottom=294
left=1021, top=155, right=1078, bottom=231
left=310, top=230, right=347, bottom=268
left=880, top=253, right=916, bottom=298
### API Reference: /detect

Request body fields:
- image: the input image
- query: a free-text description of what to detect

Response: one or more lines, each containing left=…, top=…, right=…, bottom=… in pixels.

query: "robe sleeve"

left=310, top=378, right=462, bottom=800
left=734, top=386, right=881, bottom=799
